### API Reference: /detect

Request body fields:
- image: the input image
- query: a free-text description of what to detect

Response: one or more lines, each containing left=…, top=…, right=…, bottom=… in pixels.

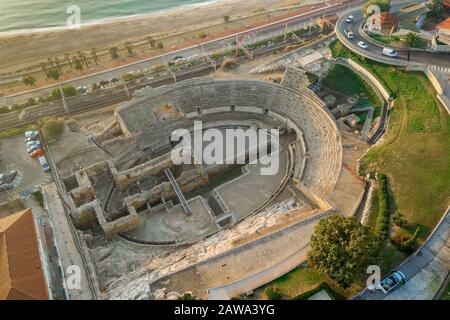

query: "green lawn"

left=253, top=266, right=361, bottom=300
left=329, top=40, right=450, bottom=236
left=322, top=64, right=383, bottom=119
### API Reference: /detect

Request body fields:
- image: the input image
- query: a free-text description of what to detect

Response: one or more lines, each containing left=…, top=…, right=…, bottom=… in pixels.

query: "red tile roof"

left=0, top=209, right=49, bottom=300
left=437, top=17, right=450, bottom=30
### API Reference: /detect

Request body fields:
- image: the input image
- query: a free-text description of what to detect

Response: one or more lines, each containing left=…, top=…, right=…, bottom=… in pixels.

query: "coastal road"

left=3, top=0, right=365, bottom=105
left=336, top=1, right=450, bottom=67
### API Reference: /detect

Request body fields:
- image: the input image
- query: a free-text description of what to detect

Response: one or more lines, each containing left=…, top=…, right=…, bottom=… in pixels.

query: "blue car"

left=26, top=140, right=41, bottom=148
left=27, top=144, right=41, bottom=153
left=24, top=130, right=39, bottom=138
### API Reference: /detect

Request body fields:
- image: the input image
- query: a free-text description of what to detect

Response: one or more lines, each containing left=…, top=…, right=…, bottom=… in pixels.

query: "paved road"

left=2, top=0, right=363, bottom=105
left=336, top=1, right=450, bottom=67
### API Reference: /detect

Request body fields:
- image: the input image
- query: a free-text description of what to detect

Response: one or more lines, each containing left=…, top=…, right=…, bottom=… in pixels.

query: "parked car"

left=76, top=86, right=88, bottom=94
left=345, top=15, right=354, bottom=23
left=38, top=156, right=51, bottom=172
left=0, top=170, right=17, bottom=184
left=24, top=130, right=39, bottom=138
left=99, top=80, right=110, bottom=87
left=382, top=47, right=398, bottom=58
left=110, top=77, right=120, bottom=83
left=357, top=41, right=368, bottom=49
left=27, top=144, right=41, bottom=153
left=172, top=55, right=183, bottom=61
left=0, top=183, right=14, bottom=191
left=378, top=271, right=406, bottom=294
left=26, top=140, right=41, bottom=148
left=25, top=136, right=39, bottom=143
left=31, top=148, right=44, bottom=159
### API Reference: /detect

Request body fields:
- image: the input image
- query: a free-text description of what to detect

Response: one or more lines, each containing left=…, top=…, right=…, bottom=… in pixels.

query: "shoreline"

left=0, top=0, right=324, bottom=75
left=0, top=0, right=228, bottom=37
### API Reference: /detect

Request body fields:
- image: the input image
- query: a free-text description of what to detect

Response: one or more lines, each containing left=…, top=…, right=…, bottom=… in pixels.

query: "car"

left=172, top=55, right=183, bottom=61
left=110, top=77, right=120, bottom=83
left=357, top=41, right=368, bottom=49
left=382, top=47, right=398, bottom=58
left=38, top=156, right=51, bottom=172
left=25, top=136, right=39, bottom=143
left=0, top=183, right=14, bottom=191
left=31, top=148, right=44, bottom=159
left=26, top=140, right=41, bottom=148
left=345, top=15, right=354, bottom=23
left=378, top=271, right=405, bottom=294
left=27, top=145, right=41, bottom=153
left=24, top=130, right=39, bottom=138
left=0, top=170, right=17, bottom=184
left=99, top=80, right=110, bottom=87
left=344, top=29, right=354, bottom=39
left=76, top=86, right=88, bottom=94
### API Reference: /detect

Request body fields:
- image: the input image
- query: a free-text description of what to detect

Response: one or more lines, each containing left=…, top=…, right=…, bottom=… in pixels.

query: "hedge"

left=375, top=173, right=391, bottom=240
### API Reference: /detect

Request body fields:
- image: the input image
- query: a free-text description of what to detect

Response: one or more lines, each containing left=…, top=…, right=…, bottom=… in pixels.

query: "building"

left=436, top=17, right=450, bottom=44
left=0, top=209, right=49, bottom=300
left=368, top=12, right=400, bottom=34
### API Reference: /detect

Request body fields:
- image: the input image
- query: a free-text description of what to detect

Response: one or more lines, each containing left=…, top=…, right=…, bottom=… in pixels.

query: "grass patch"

left=0, top=124, right=35, bottom=139
left=441, top=282, right=450, bottom=300
left=32, top=191, right=44, bottom=208
left=322, top=64, right=382, bottom=119
left=254, top=266, right=360, bottom=300
left=368, top=33, right=401, bottom=45
left=329, top=39, right=450, bottom=235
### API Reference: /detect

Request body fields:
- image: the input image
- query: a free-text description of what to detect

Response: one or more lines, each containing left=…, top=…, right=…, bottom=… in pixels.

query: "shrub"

left=399, top=226, right=420, bottom=254
left=375, top=173, right=391, bottom=240
left=392, top=211, right=408, bottom=227
left=265, top=287, right=282, bottom=300
left=43, top=118, right=65, bottom=140
left=390, top=229, right=410, bottom=247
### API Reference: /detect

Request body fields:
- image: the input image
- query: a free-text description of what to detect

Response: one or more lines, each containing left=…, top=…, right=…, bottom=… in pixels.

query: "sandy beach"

left=0, top=0, right=324, bottom=74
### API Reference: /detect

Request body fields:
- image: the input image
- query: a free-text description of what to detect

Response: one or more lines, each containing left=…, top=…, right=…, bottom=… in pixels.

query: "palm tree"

left=23, top=76, right=37, bottom=87
left=125, top=42, right=133, bottom=55
left=109, top=47, right=119, bottom=59
left=403, top=32, right=421, bottom=48
left=73, top=56, right=83, bottom=71
left=54, top=57, right=62, bottom=73
left=146, top=36, right=156, bottom=48
left=40, top=62, right=49, bottom=78
left=78, top=50, right=89, bottom=67
left=91, top=48, right=99, bottom=65
left=47, top=57, right=54, bottom=68
left=64, top=53, right=73, bottom=68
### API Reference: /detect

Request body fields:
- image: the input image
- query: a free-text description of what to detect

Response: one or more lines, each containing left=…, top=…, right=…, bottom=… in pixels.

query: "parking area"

left=0, top=135, right=53, bottom=203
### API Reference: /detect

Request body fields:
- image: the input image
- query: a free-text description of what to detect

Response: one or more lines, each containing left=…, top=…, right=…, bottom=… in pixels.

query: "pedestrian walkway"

left=42, top=183, right=93, bottom=300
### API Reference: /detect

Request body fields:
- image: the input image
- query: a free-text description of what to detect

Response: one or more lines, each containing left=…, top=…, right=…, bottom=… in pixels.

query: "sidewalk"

left=42, top=183, right=93, bottom=300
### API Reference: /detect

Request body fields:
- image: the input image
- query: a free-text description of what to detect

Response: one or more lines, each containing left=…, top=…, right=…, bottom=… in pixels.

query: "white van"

left=382, top=47, right=398, bottom=58
left=344, top=29, right=354, bottom=39
left=38, top=156, right=51, bottom=173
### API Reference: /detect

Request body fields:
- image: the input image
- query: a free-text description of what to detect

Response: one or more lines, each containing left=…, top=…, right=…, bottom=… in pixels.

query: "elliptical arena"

left=53, top=66, right=368, bottom=300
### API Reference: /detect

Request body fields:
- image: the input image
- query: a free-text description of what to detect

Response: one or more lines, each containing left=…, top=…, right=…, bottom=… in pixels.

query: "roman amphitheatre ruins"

left=49, top=65, right=369, bottom=300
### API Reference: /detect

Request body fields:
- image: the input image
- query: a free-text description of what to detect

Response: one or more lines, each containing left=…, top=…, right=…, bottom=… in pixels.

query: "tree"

left=73, top=57, right=83, bottom=71
left=40, top=62, right=49, bottom=77
left=23, top=76, right=37, bottom=87
left=429, top=0, right=445, bottom=18
left=198, top=31, right=208, bottom=39
left=47, top=69, right=62, bottom=80
left=403, top=32, right=422, bottom=48
left=178, top=292, right=197, bottom=300
left=64, top=53, right=72, bottom=68
left=54, top=57, right=62, bottom=73
left=125, top=42, right=134, bottom=55
left=50, top=86, right=77, bottom=101
left=399, top=226, right=420, bottom=254
left=308, top=214, right=380, bottom=288
left=157, top=42, right=164, bottom=50
left=91, top=48, right=99, bottom=65
left=91, top=83, right=100, bottom=92
left=109, top=47, right=119, bottom=59
left=392, top=211, right=407, bottom=227
left=223, top=15, right=231, bottom=23
left=43, top=118, right=65, bottom=140
left=146, top=36, right=156, bottom=48
left=265, top=287, right=282, bottom=300
left=78, top=50, right=89, bottom=67
left=363, top=0, right=391, bottom=17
